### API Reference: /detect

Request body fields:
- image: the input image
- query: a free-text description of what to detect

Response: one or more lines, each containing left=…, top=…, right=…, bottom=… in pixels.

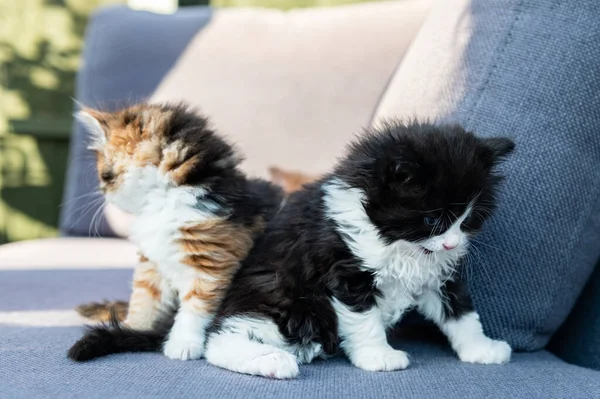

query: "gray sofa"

left=1, top=1, right=599, bottom=398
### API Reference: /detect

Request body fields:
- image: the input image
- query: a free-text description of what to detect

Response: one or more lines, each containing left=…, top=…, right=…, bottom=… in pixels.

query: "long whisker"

left=470, top=237, right=515, bottom=256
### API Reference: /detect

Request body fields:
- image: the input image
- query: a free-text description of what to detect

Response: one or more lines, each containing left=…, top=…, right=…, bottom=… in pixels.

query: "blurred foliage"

left=0, top=0, right=125, bottom=244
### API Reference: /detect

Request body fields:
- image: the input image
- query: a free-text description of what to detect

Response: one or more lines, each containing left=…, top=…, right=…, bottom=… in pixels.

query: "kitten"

left=74, top=166, right=316, bottom=324
left=68, top=121, right=514, bottom=379
left=67, top=103, right=283, bottom=361
left=205, top=121, right=515, bottom=377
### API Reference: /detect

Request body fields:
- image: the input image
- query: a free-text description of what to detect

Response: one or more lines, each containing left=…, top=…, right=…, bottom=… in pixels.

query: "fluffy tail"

left=75, top=300, right=128, bottom=322
left=67, top=312, right=170, bottom=362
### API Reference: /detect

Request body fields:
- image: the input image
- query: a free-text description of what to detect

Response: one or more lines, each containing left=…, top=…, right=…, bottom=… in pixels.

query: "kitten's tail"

left=67, top=312, right=170, bottom=362
left=75, top=300, right=128, bottom=322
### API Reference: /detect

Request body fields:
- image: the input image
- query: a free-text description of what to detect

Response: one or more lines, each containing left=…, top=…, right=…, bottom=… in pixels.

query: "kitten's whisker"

left=68, top=197, right=104, bottom=229
left=468, top=245, right=494, bottom=284
left=89, top=202, right=104, bottom=238
left=470, top=238, right=515, bottom=255
left=58, top=192, right=101, bottom=208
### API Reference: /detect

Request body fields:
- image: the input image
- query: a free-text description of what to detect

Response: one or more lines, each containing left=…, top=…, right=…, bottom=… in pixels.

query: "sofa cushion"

left=1, top=327, right=599, bottom=398
left=60, top=1, right=432, bottom=238
left=2, top=248, right=598, bottom=397
left=0, top=237, right=138, bottom=270
left=373, top=0, right=600, bottom=351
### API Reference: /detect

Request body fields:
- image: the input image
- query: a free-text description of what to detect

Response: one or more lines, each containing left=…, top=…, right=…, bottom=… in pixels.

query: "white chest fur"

left=323, top=179, right=465, bottom=327
left=114, top=166, right=222, bottom=282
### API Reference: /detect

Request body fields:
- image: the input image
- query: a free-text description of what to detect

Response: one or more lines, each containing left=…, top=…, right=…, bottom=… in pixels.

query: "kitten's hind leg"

left=125, top=256, right=175, bottom=330
left=205, top=317, right=299, bottom=379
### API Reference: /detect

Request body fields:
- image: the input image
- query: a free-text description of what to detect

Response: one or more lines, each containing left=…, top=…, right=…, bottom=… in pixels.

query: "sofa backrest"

left=60, top=1, right=432, bottom=237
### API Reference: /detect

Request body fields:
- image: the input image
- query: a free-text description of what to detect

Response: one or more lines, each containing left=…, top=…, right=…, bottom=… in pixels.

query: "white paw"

left=457, top=339, right=511, bottom=364
left=350, top=347, right=410, bottom=372
left=163, top=336, right=205, bottom=361
left=253, top=352, right=299, bottom=379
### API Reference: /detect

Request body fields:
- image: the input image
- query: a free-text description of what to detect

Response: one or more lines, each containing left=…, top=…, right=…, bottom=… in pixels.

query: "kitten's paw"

left=350, top=347, right=410, bottom=372
left=254, top=351, right=300, bottom=379
left=457, top=339, right=511, bottom=364
left=163, top=337, right=204, bottom=361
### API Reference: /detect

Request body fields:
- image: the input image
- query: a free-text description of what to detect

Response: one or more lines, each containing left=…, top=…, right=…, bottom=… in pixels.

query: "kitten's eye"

left=423, top=216, right=439, bottom=228
left=101, top=171, right=115, bottom=182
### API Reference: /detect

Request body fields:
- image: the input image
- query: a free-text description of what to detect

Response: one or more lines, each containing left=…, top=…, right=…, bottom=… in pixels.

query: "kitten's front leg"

left=125, top=255, right=175, bottom=329
left=417, top=279, right=511, bottom=364
left=332, top=298, right=410, bottom=371
left=162, top=277, right=225, bottom=361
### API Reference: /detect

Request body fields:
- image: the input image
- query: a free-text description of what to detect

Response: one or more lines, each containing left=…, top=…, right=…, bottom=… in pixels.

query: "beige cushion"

left=151, top=1, right=432, bottom=179
left=372, top=0, right=472, bottom=122
left=0, top=238, right=138, bottom=270
left=104, top=1, right=431, bottom=235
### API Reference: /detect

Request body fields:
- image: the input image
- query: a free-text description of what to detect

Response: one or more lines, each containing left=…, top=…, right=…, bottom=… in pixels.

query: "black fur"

left=335, top=121, right=514, bottom=244
left=440, top=268, right=475, bottom=321
left=156, top=103, right=286, bottom=226
left=68, top=311, right=172, bottom=361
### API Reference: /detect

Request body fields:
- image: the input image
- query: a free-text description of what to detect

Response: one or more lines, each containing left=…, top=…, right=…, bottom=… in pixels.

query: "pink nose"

left=443, top=243, right=457, bottom=250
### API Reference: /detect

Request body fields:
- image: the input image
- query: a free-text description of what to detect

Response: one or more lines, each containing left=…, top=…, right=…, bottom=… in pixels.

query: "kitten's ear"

left=75, top=109, right=110, bottom=150
left=482, top=137, right=516, bottom=160
left=391, top=159, right=419, bottom=185
left=268, top=166, right=288, bottom=186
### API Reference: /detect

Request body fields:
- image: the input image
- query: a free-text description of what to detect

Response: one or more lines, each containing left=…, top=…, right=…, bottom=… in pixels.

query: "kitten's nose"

left=443, top=243, right=457, bottom=250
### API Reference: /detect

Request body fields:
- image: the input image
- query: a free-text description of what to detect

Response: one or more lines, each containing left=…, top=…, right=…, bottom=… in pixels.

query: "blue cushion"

left=374, top=0, right=600, bottom=351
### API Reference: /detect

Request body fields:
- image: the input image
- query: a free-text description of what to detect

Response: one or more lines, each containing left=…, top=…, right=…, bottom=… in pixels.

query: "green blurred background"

left=0, top=0, right=372, bottom=244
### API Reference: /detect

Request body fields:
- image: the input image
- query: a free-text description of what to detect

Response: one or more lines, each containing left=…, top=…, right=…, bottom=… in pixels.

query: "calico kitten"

left=74, top=166, right=317, bottom=324
left=68, top=121, right=514, bottom=378
left=67, top=103, right=283, bottom=361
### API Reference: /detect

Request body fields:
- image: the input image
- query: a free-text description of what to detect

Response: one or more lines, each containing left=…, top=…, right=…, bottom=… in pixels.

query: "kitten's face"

left=77, top=104, right=238, bottom=214
left=338, top=122, right=514, bottom=256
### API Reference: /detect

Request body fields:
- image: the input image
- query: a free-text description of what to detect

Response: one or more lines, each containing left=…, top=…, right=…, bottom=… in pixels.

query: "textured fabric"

left=2, top=265, right=599, bottom=397
left=1, top=329, right=599, bottom=398
left=60, top=6, right=213, bottom=237
left=549, top=262, right=600, bottom=370
left=373, top=0, right=600, bottom=351
left=0, top=269, right=132, bottom=312
left=59, top=1, right=431, bottom=238
left=0, top=238, right=137, bottom=270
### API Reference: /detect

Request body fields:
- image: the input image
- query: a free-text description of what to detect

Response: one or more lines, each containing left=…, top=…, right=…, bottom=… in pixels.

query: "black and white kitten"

left=204, top=121, right=515, bottom=378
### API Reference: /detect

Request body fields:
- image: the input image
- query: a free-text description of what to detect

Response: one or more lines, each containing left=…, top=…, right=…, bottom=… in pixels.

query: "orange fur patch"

left=269, top=166, right=319, bottom=194
left=178, top=218, right=262, bottom=314
left=133, top=279, right=161, bottom=301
